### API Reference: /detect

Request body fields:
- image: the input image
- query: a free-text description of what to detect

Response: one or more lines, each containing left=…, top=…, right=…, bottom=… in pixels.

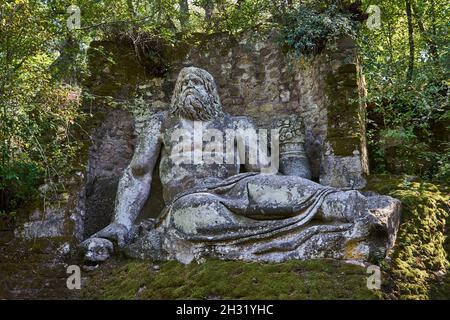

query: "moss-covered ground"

left=0, top=239, right=78, bottom=299
left=80, top=174, right=449, bottom=300
left=365, top=175, right=449, bottom=300
left=81, top=258, right=379, bottom=300
left=1, top=174, right=448, bottom=300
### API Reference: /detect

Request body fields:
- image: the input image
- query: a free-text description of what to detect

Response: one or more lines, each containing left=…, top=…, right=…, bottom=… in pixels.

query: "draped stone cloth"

left=147, top=173, right=363, bottom=263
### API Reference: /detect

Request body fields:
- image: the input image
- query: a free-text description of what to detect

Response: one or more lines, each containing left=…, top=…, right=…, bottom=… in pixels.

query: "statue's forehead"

left=181, top=72, right=203, bottom=80
left=179, top=67, right=211, bottom=80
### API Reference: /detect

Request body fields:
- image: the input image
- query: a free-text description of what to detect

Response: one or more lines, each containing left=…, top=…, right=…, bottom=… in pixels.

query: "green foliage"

left=0, top=161, right=41, bottom=213
left=360, top=0, right=449, bottom=180
left=0, top=1, right=86, bottom=214
left=191, top=0, right=273, bottom=35
left=278, top=4, right=357, bottom=56
left=82, top=258, right=379, bottom=300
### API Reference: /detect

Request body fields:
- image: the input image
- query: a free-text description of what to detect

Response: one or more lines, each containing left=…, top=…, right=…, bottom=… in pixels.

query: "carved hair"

left=170, top=67, right=223, bottom=121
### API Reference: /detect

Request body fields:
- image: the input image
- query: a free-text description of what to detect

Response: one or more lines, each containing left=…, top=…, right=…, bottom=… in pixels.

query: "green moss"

left=80, top=176, right=449, bottom=300
left=324, top=61, right=364, bottom=157
left=366, top=175, right=450, bottom=299
left=81, top=259, right=380, bottom=300
left=338, top=63, right=357, bottom=74
left=326, top=136, right=361, bottom=156
left=0, top=239, right=78, bottom=299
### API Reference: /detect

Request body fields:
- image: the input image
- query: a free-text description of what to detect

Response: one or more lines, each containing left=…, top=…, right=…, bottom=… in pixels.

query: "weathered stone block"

left=15, top=207, right=66, bottom=239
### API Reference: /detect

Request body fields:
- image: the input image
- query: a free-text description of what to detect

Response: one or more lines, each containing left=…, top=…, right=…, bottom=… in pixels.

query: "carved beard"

left=177, top=87, right=216, bottom=121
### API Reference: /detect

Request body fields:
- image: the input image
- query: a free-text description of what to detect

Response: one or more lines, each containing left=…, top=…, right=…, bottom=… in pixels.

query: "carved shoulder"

left=130, top=111, right=168, bottom=176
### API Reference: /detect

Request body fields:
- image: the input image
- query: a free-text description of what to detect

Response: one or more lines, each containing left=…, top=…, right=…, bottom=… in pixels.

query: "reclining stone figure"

left=81, top=66, right=400, bottom=264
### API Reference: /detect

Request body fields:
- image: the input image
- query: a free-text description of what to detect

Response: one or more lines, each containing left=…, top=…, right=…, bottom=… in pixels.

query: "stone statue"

left=81, top=67, right=400, bottom=264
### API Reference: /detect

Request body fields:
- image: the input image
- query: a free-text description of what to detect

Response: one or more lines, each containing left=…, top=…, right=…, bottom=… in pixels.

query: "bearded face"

left=170, top=67, right=223, bottom=121
left=178, top=74, right=212, bottom=118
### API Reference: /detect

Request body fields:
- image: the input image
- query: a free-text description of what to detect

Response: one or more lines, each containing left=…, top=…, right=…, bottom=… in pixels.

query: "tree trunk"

left=179, top=0, right=189, bottom=31
left=412, top=2, right=439, bottom=64
left=204, top=0, right=214, bottom=28
left=430, top=0, right=438, bottom=62
left=405, top=0, right=415, bottom=81
left=387, top=19, right=394, bottom=75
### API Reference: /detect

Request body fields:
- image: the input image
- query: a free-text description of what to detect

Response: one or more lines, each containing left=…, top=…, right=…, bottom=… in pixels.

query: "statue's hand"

left=80, top=237, right=114, bottom=262
left=92, top=222, right=130, bottom=248
left=80, top=223, right=130, bottom=262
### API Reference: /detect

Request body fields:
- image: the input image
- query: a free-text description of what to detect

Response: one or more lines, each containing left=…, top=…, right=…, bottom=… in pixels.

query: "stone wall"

left=83, top=110, right=135, bottom=238
left=174, top=32, right=329, bottom=180
left=79, top=31, right=369, bottom=238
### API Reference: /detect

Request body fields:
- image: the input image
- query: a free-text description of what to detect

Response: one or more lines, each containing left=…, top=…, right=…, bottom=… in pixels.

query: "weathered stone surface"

left=123, top=220, right=166, bottom=261
left=86, top=110, right=136, bottom=180
left=366, top=193, right=402, bottom=256
left=81, top=237, right=114, bottom=262
left=82, top=31, right=364, bottom=184
left=274, top=115, right=311, bottom=179
left=122, top=184, right=400, bottom=265
left=82, top=109, right=136, bottom=238
left=81, top=106, right=168, bottom=239
left=320, top=149, right=366, bottom=189
left=81, top=67, right=400, bottom=265
left=321, top=37, right=369, bottom=188
left=15, top=207, right=66, bottom=239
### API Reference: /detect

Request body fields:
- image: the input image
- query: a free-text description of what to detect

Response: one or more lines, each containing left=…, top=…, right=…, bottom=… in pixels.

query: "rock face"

left=14, top=207, right=66, bottom=240
left=80, top=67, right=400, bottom=265
left=83, top=110, right=136, bottom=238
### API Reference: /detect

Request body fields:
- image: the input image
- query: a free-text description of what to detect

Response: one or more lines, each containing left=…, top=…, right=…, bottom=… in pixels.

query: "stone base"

left=15, top=207, right=66, bottom=240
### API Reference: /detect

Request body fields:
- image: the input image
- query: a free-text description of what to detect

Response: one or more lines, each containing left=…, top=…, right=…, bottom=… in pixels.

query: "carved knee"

left=319, top=190, right=367, bottom=222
